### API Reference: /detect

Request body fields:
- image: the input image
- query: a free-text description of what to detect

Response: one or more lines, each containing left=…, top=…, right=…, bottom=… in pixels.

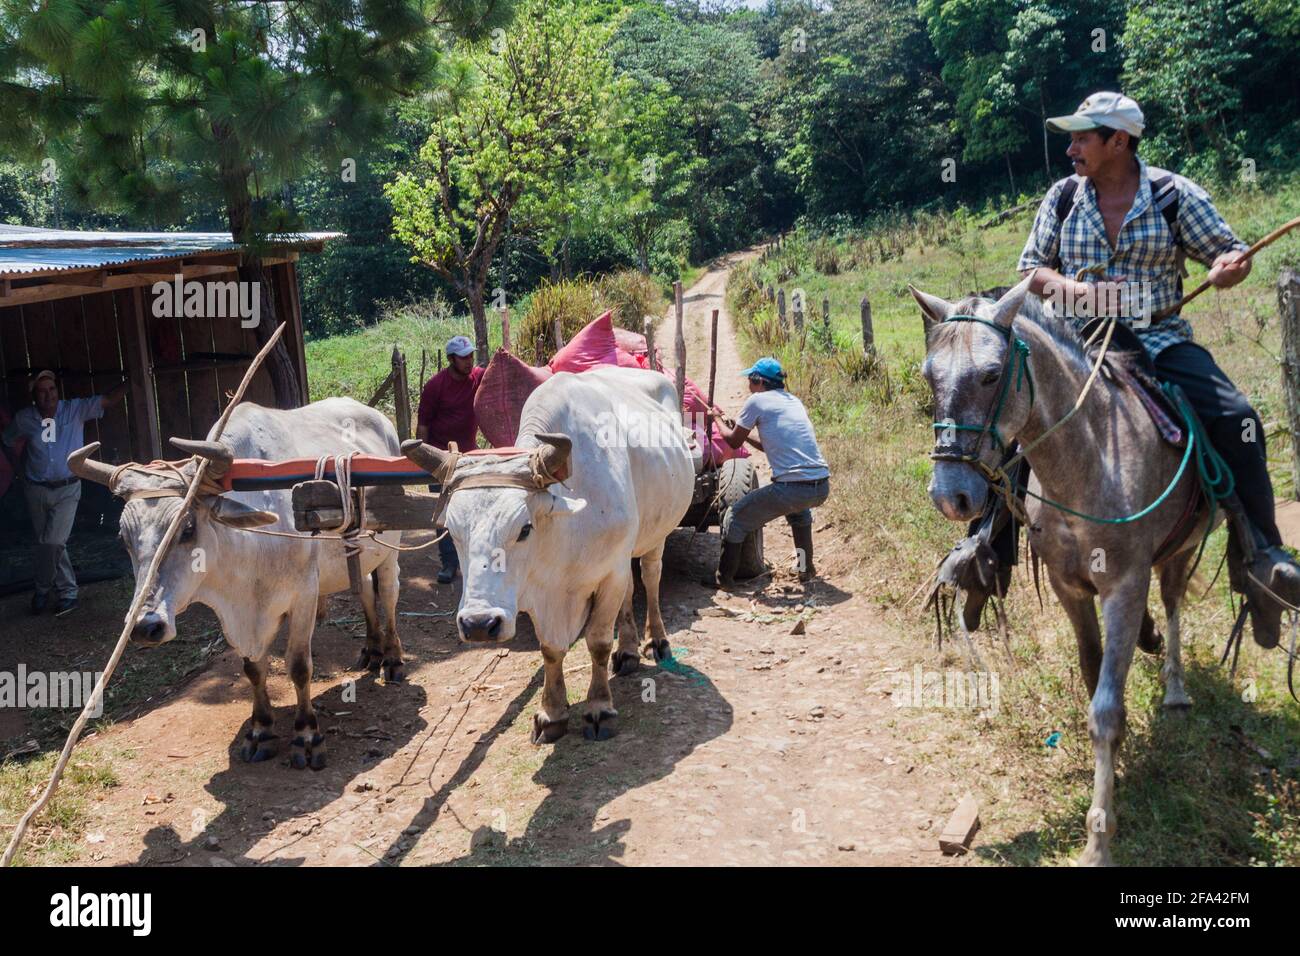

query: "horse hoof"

left=531, top=713, right=567, bottom=745
left=382, top=660, right=405, bottom=683
left=582, top=709, right=618, bottom=741
left=612, top=650, right=640, bottom=677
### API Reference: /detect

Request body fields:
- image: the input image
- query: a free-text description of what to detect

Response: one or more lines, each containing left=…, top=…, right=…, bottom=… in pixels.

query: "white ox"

left=403, top=366, right=696, bottom=743
left=68, top=398, right=404, bottom=770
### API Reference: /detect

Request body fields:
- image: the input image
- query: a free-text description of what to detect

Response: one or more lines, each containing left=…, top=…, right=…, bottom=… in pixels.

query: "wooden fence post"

left=536, top=335, right=545, bottom=366
left=1280, top=269, right=1300, bottom=498
left=674, top=280, right=686, bottom=403
left=860, top=296, right=875, bottom=355
left=553, top=319, right=565, bottom=351
left=500, top=306, right=511, bottom=353
left=777, top=288, right=787, bottom=331
left=793, top=290, right=804, bottom=335
left=644, top=315, right=658, bottom=373
left=392, top=346, right=411, bottom=441
left=822, top=297, right=830, bottom=336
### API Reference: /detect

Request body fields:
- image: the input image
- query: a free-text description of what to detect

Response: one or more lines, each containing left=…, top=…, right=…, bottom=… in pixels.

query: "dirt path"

left=9, top=251, right=977, bottom=866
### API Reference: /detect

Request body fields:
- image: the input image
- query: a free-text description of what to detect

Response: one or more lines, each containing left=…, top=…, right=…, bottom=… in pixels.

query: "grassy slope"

left=729, top=177, right=1300, bottom=865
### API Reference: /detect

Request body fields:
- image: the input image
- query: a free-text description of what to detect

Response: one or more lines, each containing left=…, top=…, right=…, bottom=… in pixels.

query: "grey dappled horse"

left=914, top=277, right=1216, bottom=866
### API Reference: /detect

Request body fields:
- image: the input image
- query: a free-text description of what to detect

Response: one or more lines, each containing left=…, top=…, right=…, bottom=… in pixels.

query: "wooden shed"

left=0, top=226, right=338, bottom=465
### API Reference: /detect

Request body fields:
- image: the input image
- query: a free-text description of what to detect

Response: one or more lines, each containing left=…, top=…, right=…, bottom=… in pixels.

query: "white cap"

left=445, top=335, right=474, bottom=357
left=1046, top=91, right=1145, bottom=138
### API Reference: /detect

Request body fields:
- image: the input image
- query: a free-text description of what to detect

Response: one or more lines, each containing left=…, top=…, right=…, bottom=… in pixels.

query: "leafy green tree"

left=0, top=0, right=503, bottom=406
left=386, top=0, right=624, bottom=364
left=765, top=0, right=951, bottom=218
left=1120, top=0, right=1255, bottom=173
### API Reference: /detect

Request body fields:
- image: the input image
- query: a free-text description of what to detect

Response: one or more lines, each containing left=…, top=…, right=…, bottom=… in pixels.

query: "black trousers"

left=975, top=340, right=1280, bottom=559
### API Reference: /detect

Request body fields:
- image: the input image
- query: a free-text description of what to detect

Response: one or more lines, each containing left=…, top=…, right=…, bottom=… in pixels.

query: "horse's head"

left=911, top=277, right=1034, bottom=522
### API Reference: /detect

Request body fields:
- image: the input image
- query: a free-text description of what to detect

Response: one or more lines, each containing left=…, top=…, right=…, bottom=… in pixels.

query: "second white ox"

left=404, top=365, right=696, bottom=743
left=68, top=398, right=404, bottom=770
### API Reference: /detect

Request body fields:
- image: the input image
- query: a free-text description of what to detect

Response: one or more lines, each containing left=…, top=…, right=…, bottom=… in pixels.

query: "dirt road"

left=5, top=251, right=977, bottom=866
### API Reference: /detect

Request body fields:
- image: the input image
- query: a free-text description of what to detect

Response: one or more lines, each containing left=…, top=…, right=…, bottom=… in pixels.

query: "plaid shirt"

left=1018, top=159, right=1247, bottom=359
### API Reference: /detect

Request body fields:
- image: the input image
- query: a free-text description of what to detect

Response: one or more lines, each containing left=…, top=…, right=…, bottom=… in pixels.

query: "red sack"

left=474, top=349, right=553, bottom=448
left=615, top=347, right=644, bottom=369
left=681, top=376, right=749, bottom=467
left=550, top=310, right=619, bottom=372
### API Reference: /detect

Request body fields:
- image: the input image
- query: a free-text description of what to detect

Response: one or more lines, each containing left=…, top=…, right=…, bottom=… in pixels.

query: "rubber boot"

left=792, top=524, right=816, bottom=582
left=702, top=540, right=744, bottom=590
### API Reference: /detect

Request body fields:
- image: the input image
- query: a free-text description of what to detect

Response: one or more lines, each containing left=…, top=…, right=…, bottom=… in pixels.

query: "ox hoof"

left=240, top=731, right=278, bottom=763
left=611, top=650, right=640, bottom=677
left=582, top=708, right=618, bottom=741
left=354, top=646, right=383, bottom=671
left=290, top=733, right=327, bottom=771
left=381, top=659, right=405, bottom=683
left=644, top=639, right=672, bottom=663
left=531, top=713, right=568, bottom=745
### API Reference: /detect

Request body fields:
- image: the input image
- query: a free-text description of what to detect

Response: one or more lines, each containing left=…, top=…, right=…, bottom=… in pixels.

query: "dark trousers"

left=975, top=340, right=1280, bottom=557
left=438, top=531, right=459, bottom=572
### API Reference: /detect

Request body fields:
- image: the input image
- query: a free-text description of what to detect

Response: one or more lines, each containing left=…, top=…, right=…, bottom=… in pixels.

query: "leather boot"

left=792, top=524, right=816, bottom=582
left=702, top=540, right=744, bottom=590
left=1222, top=494, right=1294, bottom=649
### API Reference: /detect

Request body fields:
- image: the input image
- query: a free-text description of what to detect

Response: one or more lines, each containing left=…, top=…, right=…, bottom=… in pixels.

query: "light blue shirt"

left=2, top=397, right=104, bottom=482
left=736, top=389, right=829, bottom=482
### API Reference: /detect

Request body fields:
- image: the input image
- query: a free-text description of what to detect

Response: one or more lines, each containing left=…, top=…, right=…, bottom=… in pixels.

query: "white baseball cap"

left=1046, top=91, right=1145, bottom=138
left=445, top=335, right=474, bottom=357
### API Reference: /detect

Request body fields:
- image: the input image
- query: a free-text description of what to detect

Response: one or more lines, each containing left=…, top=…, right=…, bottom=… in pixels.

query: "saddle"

left=1078, top=318, right=1184, bottom=446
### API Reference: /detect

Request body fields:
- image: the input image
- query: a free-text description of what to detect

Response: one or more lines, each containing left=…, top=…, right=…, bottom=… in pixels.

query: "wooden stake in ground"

left=706, top=308, right=719, bottom=450
left=674, top=280, right=686, bottom=404
left=1280, top=268, right=1300, bottom=498
left=2, top=322, right=289, bottom=868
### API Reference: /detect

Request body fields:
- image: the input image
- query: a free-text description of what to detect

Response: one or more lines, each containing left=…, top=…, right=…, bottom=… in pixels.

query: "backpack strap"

left=1049, top=176, right=1082, bottom=271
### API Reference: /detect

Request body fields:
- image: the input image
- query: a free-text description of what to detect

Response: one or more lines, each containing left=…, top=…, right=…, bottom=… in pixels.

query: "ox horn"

left=171, top=437, right=234, bottom=477
left=67, top=442, right=117, bottom=487
left=402, top=439, right=451, bottom=479
left=535, top=432, right=572, bottom=484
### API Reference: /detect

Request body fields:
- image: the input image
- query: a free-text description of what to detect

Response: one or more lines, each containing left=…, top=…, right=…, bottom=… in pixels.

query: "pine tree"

left=0, top=0, right=507, bottom=406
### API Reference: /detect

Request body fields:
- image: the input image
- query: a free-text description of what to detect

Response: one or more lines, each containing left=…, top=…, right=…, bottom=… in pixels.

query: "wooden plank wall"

left=2, top=262, right=305, bottom=460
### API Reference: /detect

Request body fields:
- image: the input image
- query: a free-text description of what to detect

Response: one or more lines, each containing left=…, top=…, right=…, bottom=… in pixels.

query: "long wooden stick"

left=2, top=322, right=288, bottom=867
left=1153, top=216, right=1300, bottom=320
left=705, top=308, right=719, bottom=450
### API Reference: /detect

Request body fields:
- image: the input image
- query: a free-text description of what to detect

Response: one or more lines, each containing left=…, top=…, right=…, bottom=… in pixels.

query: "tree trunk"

left=215, top=126, right=300, bottom=409
left=1039, top=88, right=1050, bottom=181
left=466, top=283, right=489, bottom=367
left=1005, top=152, right=1016, bottom=196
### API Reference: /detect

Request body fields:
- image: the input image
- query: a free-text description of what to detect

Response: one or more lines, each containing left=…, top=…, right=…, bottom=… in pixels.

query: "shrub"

left=517, top=278, right=608, bottom=361
left=598, top=269, right=666, bottom=332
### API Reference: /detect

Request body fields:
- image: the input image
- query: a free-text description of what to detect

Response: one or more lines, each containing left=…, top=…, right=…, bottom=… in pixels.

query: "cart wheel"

left=718, top=457, right=765, bottom=579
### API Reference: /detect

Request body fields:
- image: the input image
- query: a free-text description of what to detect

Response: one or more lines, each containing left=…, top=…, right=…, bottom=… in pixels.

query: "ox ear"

left=211, top=497, right=278, bottom=528
left=909, top=286, right=952, bottom=336
left=989, top=275, right=1033, bottom=329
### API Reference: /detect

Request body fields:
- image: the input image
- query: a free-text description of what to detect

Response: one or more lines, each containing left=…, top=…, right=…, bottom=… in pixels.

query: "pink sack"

left=550, top=310, right=619, bottom=372
left=615, top=347, right=644, bottom=369
left=474, top=349, right=554, bottom=448
left=613, top=327, right=648, bottom=357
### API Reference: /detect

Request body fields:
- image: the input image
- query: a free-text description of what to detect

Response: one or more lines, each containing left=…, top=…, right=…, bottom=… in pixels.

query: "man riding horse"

left=941, top=90, right=1300, bottom=642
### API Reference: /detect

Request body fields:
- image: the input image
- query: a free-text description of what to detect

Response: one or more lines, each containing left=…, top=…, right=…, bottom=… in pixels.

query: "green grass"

left=728, top=173, right=1300, bottom=865
left=0, top=748, right=123, bottom=866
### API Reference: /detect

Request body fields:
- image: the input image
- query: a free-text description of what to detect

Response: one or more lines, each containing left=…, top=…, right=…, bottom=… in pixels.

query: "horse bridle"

left=929, top=315, right=1035, bottom=484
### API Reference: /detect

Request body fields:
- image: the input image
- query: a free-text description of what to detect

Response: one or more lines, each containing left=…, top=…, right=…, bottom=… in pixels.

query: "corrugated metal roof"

left=0, top=226, right=343, bottom=278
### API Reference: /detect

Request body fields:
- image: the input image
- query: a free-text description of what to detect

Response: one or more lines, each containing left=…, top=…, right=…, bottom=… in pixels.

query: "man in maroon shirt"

left=417, top=335, right=485, bottom=583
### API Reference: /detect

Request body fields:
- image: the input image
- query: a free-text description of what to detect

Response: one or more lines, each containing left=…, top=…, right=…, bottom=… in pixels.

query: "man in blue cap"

left=707, top=357, right=830, bottom=588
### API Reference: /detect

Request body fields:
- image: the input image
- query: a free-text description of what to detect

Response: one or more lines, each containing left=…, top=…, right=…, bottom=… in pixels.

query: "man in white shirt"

left=707, top=357, right=830, bottom=588
left=2, top=370, right=128, bottom=615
